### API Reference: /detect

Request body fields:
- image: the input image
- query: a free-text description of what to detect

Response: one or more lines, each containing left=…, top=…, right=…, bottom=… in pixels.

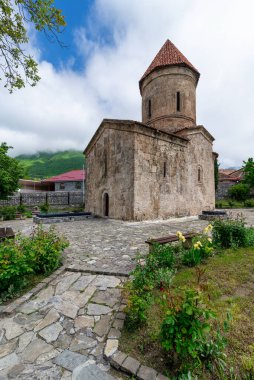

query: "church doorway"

left=103, top=193, right=109, bottom=217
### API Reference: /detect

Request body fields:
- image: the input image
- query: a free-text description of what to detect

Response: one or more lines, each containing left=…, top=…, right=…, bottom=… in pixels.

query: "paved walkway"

left=0, top=209, right=253, bottom=379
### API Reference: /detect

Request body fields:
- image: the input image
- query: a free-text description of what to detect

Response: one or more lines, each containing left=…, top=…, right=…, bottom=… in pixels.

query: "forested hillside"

left=16, top=151, right=85, bottom=179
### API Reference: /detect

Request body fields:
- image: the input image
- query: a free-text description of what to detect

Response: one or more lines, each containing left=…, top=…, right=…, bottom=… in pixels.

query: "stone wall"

left=85, top=121, right=135, bottom=220
left=0, top=191, right=84, bottom=207
left=133, top=126, right=215, bottom=220
left=140, top=66, right=198, bottom=133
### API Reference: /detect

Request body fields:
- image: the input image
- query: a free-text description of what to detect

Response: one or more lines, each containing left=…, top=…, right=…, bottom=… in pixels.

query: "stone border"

left=66, top=265, right=130, bottom=277
left=0, top=265, right=66, bottom=316
left=103, top=300, right=169, bottom=380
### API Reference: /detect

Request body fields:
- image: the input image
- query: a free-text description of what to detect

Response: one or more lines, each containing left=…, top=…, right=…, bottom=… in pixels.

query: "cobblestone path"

left=0, top=209, right=253, bottom=379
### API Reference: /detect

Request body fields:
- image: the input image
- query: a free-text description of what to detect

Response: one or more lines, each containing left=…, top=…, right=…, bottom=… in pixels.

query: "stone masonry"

left=84, top=39, right=215, bottom=220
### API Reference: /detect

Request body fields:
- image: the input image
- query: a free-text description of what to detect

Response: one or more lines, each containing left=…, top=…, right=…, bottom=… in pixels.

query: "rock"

left=55, top=273, right=81, bottom=295
left=91, top=288, right=121, bottom=307
left=121, top=356, right=140, bottom=375
left=55, top=299, right=79, bottom=319
left=0, top=353, right=20, bottom=376
left=7, top=363, right=25, bottom=378
left=104, top=339, right=118, bottom=358
left=110, top=351, right=127, bottom=369
left=112, top=319, right=124, bottom=330
left=137, top=365, right=157, bottom=380
left=156, top=374, right=170, bottom=380
left=53, top=333, right=72, bottom=350
left=72, top=364, right=115, bottom=380
left=17, top=331, right=35, bottom=354
left=0, top=340, right=17, bottom=359
left=71, top=275, right=96, bottom=291
left=34, top=308, right=60, bottom=332
left=93, top=315, right=111, bottom=337
left=53, top=349, right=88, bottom=371
left=63, top=286, right=96, bottom=308
left=38, top=322, right=63, bottom=343
left=33, top=285, right=54, bottom=302
left=18, top=301, right=41, bottom=314
left=108, top=328, right=121, bottom=339
left=13, top=363, right=62, bottom=379
left=0, top=318, right=24, bottom=340
left=87, top=304, right=112, bottom=316
left=92, top=276, right=121, bottom=288
left=21, top=338, right=53, bottom=363
left=36, top=348, right=60, bottom=364
left=75, top=316, right=94, bottom=330
left=69, top=334, right=97, bottom=352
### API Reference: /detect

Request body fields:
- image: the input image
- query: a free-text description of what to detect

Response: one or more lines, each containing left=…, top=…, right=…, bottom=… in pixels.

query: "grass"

left=216, top=198, right=254, bottom=209
left=120, top=246, right=254, bottom=378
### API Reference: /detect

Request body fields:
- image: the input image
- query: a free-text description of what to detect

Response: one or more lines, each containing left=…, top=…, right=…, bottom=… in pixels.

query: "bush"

left=0, top=239, right=33, bottom=293
left=182, top=247, right=202, bottom=267
left=17, top=204, right=26, bottom=214
left=0, top=206, right=17, bottom=220
left=124, top=289, right=151, bottom=331
left=19, top=226, right=68, bottom=274
left=161, top=290, right=215, bottom=361
left=244, top=199, right=254, bottom=208
left=212, top=219, right=248, bottom=248
left=40, top=202, right=49, bottom=213
left=228, top=184, right=250, bottom=201
left=0, top=226, right=69, bottom=297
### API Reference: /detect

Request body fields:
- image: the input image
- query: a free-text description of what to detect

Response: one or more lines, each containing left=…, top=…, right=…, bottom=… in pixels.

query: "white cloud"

left=0, top=0, right=254, bottom=167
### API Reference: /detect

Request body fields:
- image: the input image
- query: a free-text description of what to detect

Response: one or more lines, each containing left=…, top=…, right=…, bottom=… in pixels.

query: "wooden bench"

left=145, top=232, right=195, bottom=252
left=0, top=227, right=15, bottom=242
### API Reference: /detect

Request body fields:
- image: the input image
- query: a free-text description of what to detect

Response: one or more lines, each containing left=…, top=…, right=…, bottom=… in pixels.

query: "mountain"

left=16, top=150, right=85, bottom=179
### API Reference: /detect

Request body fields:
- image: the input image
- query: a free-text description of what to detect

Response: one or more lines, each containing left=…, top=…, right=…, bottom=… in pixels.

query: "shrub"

left=124, top=289, right=151, bottom=331
left=150, top=243, right=175, bottom=269
left=17, top=204, right=26, bottom=214
left=212, top=219, right=248, bottom=248
left=182, top=247, right=202, bottom=267
left=0, top=206, right=17, bottom=220
left=161, top=290, right=215, bottom=361
left=228, top=184, right=250, bottom=201
left=0, top=239, right=33, bottom=293
left=244, top=199, right=254, bottom=208
left=19, top=226, right=69, bottom=274
left=0, top=226, right=69, bottom=297
left=40, top=202, right=49, bottom=213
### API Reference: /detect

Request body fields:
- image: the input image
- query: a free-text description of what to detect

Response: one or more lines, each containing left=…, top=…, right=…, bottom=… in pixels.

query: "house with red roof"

left=42, top=169, right=85, bottom=192
left=84, top=40, right=216, bottom=220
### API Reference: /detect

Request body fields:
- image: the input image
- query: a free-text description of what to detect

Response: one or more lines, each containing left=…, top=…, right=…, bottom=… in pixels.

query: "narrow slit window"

left=104, top=152, right=107, bottom=177
left=163, top=162, right=167, bottom=178
left=148, top=99, right=152, bottom=118
left=176, top=91, right=181, bottom=112
left=198, top=167, right=201, bottom=182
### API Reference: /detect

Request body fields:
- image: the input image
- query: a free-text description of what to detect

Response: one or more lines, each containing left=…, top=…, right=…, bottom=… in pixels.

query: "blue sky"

left=1, top=0, right=254, bottom=167
left=36, top=0, right=95, bottom=71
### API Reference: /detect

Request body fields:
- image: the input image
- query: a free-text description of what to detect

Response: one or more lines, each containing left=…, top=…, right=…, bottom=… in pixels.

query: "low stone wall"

left=0, top=191, right=84, bottom=207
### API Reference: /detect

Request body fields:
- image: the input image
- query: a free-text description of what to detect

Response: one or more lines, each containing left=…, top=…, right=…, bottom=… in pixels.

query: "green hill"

left=16, top=150, right=85, bottom=179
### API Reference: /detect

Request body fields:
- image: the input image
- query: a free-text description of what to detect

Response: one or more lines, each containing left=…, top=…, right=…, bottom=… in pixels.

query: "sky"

left=0, top=0, right=254, bottom=167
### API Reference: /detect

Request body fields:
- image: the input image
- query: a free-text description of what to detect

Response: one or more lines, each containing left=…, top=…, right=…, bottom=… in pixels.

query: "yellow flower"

left=194, top=241, right=202, bottom=250
left=208, top=237, right=212, bottom=243
left=204, top=224, right=213, bottom=234
left=177, top=231, right=186, bottom=242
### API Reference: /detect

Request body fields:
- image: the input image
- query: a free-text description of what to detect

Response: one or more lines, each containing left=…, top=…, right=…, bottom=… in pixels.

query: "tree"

left=228, top=183, right=250, bottom=201
left=0, top=143, right=24, bottom=199
left=243, top=158, right=254, bottom=188
left=0, top=0, right=66, bottom=92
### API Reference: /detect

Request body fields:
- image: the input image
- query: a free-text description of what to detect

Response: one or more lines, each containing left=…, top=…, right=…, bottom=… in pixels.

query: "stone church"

left=84, top=39, right=216, bottom=220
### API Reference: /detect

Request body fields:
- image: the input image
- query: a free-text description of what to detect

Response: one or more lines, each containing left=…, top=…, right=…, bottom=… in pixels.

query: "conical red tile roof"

left=140, top=39, right=200, bottom=87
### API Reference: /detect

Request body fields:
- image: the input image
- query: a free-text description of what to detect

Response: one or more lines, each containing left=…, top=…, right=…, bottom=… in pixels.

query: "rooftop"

left=140, top=39, right=200, bottom=87
left=43, top=170, right=85, bottom=183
